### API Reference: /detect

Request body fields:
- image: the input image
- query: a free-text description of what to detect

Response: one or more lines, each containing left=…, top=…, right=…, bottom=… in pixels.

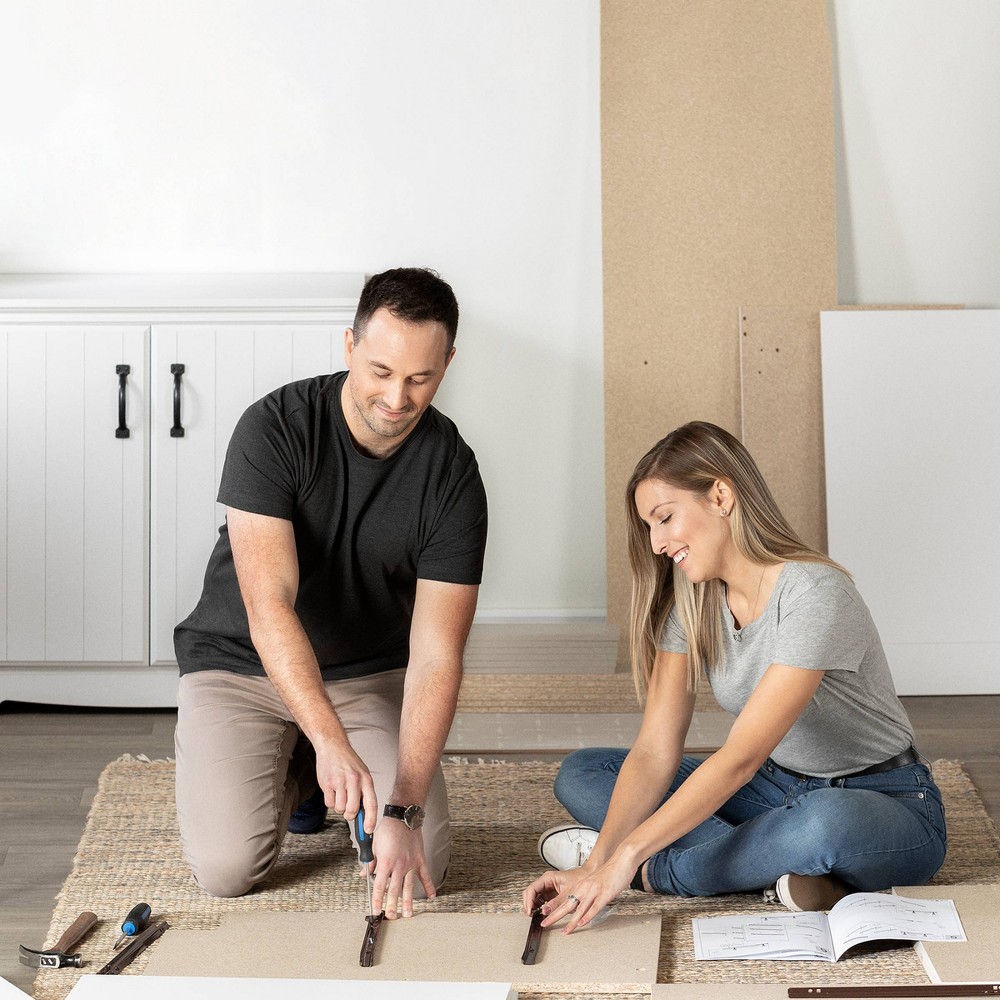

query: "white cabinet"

left=0, top=324, right=148, bottom=664
left=0, top=274, right=362, bottom=706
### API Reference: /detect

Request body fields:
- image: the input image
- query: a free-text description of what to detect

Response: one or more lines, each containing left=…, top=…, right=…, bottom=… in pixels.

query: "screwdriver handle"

left=121, top=902, right=151, bottom=937
left=355, top=806, right=374, bottom=865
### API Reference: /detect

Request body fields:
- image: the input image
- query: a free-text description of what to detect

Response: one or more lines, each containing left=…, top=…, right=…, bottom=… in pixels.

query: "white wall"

left=832, top=1, right=1000, bottom=307
left=2, top=1, right=999, bottom=616
left=0, top=0, right=606, bottom=617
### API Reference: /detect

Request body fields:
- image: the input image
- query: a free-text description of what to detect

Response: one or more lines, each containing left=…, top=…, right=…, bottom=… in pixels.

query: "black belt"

left=775, top=746, right=921, bottom=782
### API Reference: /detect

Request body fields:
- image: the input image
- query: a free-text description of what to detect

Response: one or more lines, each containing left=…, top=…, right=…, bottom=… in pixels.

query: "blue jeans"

left=553, top=748, right=948, bottom=897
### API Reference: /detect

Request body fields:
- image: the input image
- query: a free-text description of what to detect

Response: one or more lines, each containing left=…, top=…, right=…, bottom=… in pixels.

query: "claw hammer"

left=19, top=911, right=99, bottom=970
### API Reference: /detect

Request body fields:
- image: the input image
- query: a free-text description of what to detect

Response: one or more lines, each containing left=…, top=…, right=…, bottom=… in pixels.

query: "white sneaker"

left=537, top=824, right=599, bottom=870
left=773, top=873, right=853, bottom=912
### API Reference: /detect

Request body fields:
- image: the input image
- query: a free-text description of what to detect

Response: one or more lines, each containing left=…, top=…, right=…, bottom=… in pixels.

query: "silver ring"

left=567, top=894, right=580, bottom=907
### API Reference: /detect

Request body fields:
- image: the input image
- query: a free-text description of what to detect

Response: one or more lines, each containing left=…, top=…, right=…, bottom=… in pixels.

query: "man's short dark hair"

left=353, top=268, right=459, bottom=350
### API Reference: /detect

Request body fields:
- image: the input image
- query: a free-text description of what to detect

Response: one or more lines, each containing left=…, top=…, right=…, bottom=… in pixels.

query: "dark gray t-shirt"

left=658, top=561, right=914, bottom=778
left=174, top=372, right=488, bottom=681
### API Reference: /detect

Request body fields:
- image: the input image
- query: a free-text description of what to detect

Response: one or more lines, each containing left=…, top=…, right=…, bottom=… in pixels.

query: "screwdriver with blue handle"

left=355, top=805, right=375, bottom=921
left=113, top=902, right=151, bottom=949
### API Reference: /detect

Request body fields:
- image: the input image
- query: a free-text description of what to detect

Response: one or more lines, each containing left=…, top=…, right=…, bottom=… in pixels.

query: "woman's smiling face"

left=633, top=477, right=730, bottom=584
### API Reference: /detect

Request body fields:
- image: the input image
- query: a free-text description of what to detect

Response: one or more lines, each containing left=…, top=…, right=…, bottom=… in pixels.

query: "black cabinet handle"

left=116, top=365, right=131, bottom=439
left=171, top=364, right=185, bottom=438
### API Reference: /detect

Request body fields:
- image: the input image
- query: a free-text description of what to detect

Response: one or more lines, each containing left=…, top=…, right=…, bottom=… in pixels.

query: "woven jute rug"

left=33, top=757, right=1000, bottom=1000
left=455, top=673, right=723, bottom=714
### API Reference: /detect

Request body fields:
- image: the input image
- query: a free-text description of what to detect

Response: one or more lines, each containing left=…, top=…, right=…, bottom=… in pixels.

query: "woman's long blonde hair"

left=626, top=421, right=845, bottom=701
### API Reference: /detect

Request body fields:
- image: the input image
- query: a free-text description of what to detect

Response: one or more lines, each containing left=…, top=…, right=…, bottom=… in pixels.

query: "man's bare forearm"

left=247, top=594, right=349, bottom=748
left=391, top=655, right=463, bottom=805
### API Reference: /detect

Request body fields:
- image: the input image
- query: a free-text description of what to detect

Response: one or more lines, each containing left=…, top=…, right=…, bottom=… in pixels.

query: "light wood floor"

left=2, top=695, right=998, bottom=993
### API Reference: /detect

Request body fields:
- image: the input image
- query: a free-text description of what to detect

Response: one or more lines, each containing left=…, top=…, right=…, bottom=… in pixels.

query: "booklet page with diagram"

left=692, top=892, right=966, bottom=962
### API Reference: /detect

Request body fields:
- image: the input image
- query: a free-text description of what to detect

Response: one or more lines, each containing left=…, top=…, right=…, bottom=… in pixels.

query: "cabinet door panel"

left=150, top=325, right=341, bottom=665
left=0, top=325, right=147, bottom=663
left=81, top=329, right=148, bottom=662
left=3, top=330, right=47, bottom=659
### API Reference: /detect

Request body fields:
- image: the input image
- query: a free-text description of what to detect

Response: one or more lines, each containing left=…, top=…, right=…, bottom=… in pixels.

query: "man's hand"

left=369, top=818, right=435, bottom=918
left=314, top=739, right=377, bottom=825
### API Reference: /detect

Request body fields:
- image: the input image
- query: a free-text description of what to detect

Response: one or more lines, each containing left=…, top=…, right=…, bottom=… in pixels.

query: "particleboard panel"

left=602, top=1, right=837, bottom=662
left=894, top=883, right=1000, bottom=983
left=740, top=305, right=964, bottom=556
left=604, top=305, right=744, bottom=664
left=739, top=306, right=827, bottom=551
left=142, top=910, right=661, bottom=992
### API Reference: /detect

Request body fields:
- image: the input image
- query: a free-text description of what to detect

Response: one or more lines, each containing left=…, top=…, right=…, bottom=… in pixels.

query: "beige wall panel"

left=602, top=1, right=837, bottom=664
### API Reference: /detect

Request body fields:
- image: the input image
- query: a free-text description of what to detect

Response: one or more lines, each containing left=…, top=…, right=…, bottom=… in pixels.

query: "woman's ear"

left=713, top=479, right=734, bottom=517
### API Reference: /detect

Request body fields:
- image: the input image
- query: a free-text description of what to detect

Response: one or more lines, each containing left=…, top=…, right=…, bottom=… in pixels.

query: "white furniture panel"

left=821, top=309, right=1000, bottom=695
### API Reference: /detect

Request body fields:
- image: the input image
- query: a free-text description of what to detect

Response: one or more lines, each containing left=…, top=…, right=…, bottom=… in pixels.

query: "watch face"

left=403, top=804, right=425, bottom=830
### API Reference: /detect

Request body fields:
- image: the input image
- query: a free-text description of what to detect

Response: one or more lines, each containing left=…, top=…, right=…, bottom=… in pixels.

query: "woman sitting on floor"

left=523, top=421, right=946, bottom=932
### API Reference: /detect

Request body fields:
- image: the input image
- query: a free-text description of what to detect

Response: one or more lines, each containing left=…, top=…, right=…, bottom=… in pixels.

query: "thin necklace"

left=730, top=565, right=766, bottom=641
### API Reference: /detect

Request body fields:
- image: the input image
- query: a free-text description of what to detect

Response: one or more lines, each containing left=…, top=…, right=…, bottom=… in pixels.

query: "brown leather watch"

left=383, top=803, right=425, bottom=830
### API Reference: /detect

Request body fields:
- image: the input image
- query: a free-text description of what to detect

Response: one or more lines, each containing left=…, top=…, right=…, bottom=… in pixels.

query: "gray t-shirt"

left=658, top=561, right=914, bottom=778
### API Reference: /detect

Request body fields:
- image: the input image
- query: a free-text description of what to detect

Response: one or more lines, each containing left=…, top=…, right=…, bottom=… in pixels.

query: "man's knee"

left=185, top=840, right=277, bottom=899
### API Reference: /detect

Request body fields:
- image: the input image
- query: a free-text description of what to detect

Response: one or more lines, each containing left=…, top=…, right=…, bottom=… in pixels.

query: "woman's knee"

left=553, top=747, right=626, bottom=826
left=553, top=748, right=608, bottom=797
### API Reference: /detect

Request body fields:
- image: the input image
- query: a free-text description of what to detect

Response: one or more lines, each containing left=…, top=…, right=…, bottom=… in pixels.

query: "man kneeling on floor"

left=173, top=268, right=488, bottom=915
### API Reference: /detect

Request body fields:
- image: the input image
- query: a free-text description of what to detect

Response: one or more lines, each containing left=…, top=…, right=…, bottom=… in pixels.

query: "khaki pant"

left=174, top=668, right=450, bottom=898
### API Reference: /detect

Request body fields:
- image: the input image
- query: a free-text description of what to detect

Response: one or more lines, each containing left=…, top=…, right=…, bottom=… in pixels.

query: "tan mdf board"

left=602, top=1, right=837, bottom=662
left=143, top=910, right=662, bottom=993
left=740, top=305, right=963, bottom=556
left=894, top=883, right=1000, bottom=983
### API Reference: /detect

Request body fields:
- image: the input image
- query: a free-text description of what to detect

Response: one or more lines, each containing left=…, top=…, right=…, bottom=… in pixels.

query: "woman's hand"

left=523, top=853, right=637, bottom=934
left=522, top=866, right=589, bottom=917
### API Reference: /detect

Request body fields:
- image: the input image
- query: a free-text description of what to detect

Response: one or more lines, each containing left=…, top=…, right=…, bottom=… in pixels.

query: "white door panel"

left=0, top=325, right=147, bottom=663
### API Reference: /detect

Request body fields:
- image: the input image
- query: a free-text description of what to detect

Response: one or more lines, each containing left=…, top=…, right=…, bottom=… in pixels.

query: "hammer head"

left=18, top=944, right=83, bottom=969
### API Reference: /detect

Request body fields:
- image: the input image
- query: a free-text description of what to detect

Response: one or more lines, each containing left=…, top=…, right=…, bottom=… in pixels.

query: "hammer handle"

left=54, top=911, right=98, bottom=954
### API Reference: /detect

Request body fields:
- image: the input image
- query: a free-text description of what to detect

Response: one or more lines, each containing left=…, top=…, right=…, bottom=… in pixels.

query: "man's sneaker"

left=537, top=824, right=599, bottom=870
left=772, top=872, right=853, bottom=912
left=288, top=787, right=328, bottom=835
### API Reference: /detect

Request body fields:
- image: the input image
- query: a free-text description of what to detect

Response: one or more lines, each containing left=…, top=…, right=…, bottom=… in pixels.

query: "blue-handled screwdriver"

left=113, top=902, right=151, bottom=949
left=355, top=806, right=374, bottom=921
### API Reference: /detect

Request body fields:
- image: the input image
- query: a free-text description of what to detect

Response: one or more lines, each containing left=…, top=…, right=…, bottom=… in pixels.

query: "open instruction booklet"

left=692, top=892, right=966, bottom=962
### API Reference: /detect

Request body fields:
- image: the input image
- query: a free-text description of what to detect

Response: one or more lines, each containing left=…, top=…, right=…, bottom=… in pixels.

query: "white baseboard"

left=1, top=663, right=180, bottom=708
